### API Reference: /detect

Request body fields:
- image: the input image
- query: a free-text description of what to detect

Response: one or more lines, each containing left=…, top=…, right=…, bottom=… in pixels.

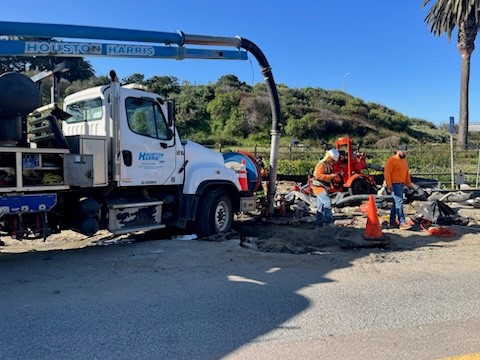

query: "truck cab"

left=63, top=84, right=183, bottom=187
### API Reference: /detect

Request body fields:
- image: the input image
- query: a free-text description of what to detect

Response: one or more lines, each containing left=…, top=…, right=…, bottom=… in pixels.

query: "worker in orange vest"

left=312, top=149, right=340, bottom=228
left=384, top=144, right=413, bottom=230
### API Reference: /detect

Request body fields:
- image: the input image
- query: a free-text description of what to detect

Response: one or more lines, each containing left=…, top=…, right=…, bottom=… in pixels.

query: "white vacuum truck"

left=0, top=71, right=256, bottom=239
left=0, top=21, right=283, bottom=240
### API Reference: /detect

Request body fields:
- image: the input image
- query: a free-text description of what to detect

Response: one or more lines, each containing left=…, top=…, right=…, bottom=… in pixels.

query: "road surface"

left=1, top=226, right=479, bottom=360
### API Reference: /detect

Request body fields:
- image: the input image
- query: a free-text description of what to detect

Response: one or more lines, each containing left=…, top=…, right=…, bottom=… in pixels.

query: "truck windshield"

left=65, top=98, right=103, bottom=123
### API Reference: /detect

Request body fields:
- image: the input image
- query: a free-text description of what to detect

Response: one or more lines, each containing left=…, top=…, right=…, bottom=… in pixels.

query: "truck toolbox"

left=107, top=200, right=165, bottom=235
left=66, top=135, right=108, bottom=187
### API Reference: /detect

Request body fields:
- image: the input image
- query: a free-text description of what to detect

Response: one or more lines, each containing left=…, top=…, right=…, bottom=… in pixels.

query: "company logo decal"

left=24, top=42, right=155, bottom=57
left=25, top=41, right=102, bottom=55
left=138, top=152, right=164, bottom=161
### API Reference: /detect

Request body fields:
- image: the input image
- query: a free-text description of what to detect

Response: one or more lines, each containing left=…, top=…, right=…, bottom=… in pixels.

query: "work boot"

left=399, top=223, right=412, bottom=230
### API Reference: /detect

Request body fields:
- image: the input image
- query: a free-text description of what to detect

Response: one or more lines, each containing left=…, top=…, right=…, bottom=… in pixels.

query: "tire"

left=348, top=178, right=371, bottom=195
left=80, top=218, right=99, bottom=237
left=80, top=198, right=100, bottom=218
left=195, top=189, right=233, bottom=238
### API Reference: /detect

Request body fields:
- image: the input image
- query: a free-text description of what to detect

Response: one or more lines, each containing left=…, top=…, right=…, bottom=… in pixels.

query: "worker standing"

left=312, top=149, right=340, bottom=228
left=384, top=144, right=413, bottom=230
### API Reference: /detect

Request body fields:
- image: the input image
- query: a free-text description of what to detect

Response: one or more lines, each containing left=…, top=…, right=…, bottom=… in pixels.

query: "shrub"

left=277, top=159, right=317, bottom=175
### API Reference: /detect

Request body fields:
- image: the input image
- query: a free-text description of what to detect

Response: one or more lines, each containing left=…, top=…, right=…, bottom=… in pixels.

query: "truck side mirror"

left=167, top=100, right=175, bottom=127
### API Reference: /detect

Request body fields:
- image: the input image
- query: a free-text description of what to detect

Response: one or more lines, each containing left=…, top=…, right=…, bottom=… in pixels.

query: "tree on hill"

left=173, top=82, right=214, bottom=138
left=215, top=74, right=251, bottom=94
left=122, top=73, right=146, bottom=85
left=0, top=37, right=95, bottom=81
left=63, top=76, right=110, bottom=96
left=422, top=0, right=480, bottom=150
left=146, top=75, right=181, bottom=98
left=0, top=54, right=94, bottom=82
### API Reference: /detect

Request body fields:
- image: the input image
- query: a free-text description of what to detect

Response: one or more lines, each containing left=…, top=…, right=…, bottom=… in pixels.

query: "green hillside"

left=54, top=73, right=450, bottom=148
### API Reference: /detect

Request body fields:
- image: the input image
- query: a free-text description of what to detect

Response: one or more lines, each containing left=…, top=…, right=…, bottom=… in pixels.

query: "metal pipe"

left=0, top=21, right=185, bottom=46
left=239, top=38, right=282, bottom=215
left=0, top=21, right=243, bottom=50
left=109, top=70, right=121, bottom=183
left=183, top=33, right=242, bottom=48
left=476, top=145, right=480, bottom=188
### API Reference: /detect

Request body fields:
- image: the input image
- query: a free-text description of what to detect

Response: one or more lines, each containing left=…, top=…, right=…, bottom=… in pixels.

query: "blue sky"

left=2, top=1, right=477, bottom=126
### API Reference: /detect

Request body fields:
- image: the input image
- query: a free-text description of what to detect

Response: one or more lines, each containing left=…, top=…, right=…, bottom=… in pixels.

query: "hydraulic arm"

left=0, top=21, right=282, bottom=214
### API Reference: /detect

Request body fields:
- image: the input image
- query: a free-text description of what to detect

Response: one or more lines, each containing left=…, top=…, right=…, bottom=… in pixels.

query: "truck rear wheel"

left=195, top=189, right=233, bottom=238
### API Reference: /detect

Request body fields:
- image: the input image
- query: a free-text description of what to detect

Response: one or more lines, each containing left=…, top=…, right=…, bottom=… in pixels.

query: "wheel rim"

left=351, top=179, right=370, bottom=195
left=214, top=199, right=230, bottom=232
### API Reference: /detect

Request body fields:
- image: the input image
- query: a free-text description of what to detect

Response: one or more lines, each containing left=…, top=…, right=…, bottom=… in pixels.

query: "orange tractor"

left=331, top=137, right=377, bottom=195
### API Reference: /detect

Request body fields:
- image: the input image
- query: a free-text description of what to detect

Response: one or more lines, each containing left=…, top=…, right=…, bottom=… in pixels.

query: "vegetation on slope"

left=40, top=72, right=450, bottom=149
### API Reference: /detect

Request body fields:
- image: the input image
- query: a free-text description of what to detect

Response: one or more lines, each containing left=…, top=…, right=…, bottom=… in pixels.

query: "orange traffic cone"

left=238, top=159, right=248, bottom=191
left=363, top=195, right=384, bottom=240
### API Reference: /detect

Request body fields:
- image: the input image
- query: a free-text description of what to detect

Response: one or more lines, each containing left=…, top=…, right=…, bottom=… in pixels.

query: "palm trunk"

left=457, top=50, right=471, bottom=150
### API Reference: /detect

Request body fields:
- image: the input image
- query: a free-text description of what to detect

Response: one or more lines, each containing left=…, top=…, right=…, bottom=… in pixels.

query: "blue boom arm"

left=0, top=39, right=247, bottom=60
left=0, top=21, right=246, bottom=60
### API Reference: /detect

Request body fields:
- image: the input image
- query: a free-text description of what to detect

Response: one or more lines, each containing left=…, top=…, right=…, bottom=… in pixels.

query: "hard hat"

left=328, top=149, right=340, bottom=161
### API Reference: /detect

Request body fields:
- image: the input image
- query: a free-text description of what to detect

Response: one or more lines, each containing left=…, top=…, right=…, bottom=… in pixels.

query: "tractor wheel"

left=195, top=189, right=233, bottom=238
left=348, top=178, right=371, bottom=195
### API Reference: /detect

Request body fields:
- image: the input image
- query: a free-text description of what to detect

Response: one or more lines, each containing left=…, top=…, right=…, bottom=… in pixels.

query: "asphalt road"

left=1, top=236, right=479, bottom=360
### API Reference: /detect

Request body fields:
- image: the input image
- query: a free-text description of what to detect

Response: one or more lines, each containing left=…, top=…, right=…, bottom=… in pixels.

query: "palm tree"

left=423, top=0, right=480, bottom=150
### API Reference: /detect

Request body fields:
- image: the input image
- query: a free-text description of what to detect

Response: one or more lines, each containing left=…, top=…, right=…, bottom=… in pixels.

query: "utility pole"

left=449, top=116, right=455, bottom=189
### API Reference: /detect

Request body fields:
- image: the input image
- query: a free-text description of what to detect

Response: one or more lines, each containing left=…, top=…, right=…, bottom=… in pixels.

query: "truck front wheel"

left=195, top=189, right=233, bottom=238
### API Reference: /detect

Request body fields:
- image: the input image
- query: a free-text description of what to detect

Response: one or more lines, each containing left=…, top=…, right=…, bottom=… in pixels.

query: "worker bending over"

left=312, top=149, right=340, bottom=228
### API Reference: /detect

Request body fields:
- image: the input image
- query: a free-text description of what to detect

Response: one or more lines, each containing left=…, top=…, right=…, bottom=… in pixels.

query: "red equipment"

left=292, top=137, right=377, bottom=196
left=332, top=137, right=377, bottom=195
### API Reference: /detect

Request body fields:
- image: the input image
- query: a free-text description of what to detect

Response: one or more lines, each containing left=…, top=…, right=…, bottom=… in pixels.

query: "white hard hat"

left=328, top=149, right=340, bottom=161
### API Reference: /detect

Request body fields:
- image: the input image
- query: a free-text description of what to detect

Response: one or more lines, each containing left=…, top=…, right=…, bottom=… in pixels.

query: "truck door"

left=119, top=96, right=178, bottom=186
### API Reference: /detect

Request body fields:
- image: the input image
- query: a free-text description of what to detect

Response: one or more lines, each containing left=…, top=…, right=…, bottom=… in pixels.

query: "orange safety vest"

left=312, top=160, right=333, bottom=195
